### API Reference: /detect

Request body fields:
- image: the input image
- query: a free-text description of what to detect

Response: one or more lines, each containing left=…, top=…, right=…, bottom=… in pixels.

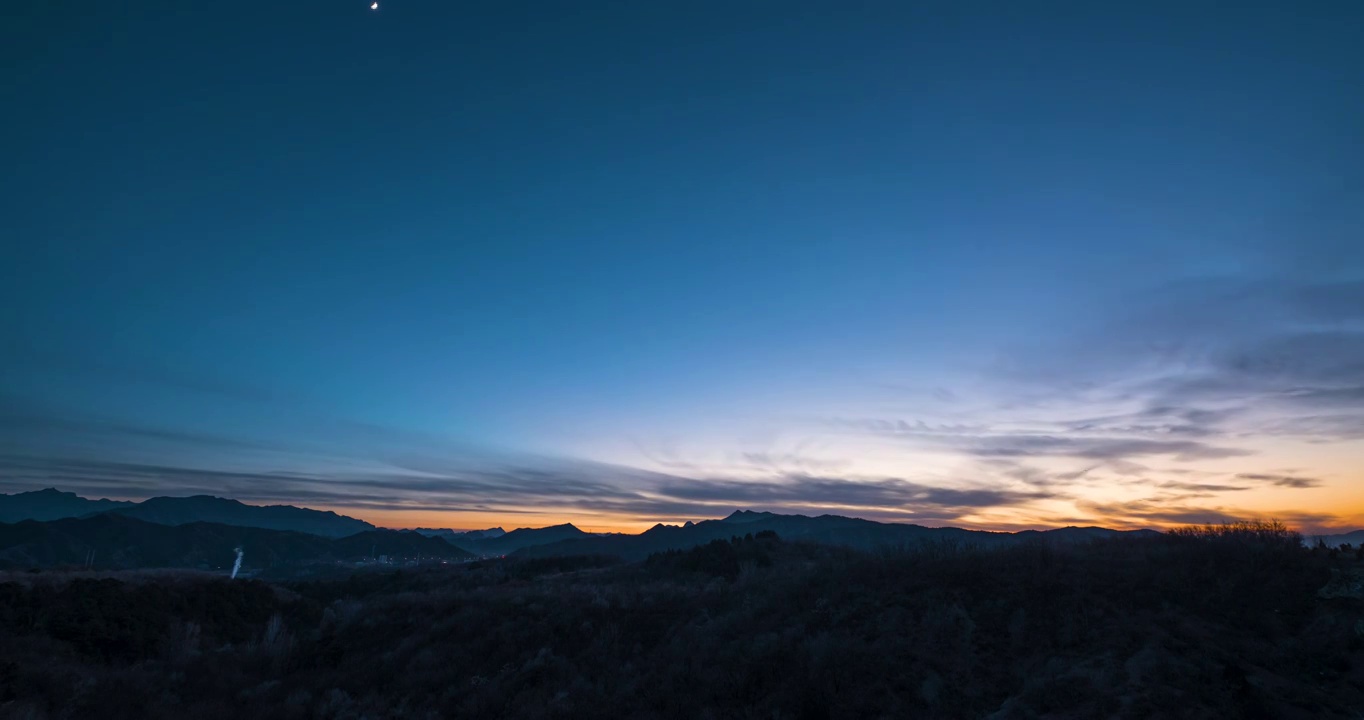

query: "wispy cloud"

left=0, top=394, right=277, bottom=454
left=1157, top=481, right=1252, bottom=493
left=826, top=416, right=1253, bottom=462
left=1236, top=473, right=1323, bottom=489
left=964, top=435, right=1252, bottom=461
left=1074, top=498, right=1339, bottom=530
left=655, top=474, right=1054, bottom=514
left=3, top=348, right=290, bottom=405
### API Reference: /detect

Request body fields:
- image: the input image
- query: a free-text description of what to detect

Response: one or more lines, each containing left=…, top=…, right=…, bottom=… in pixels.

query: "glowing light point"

left=370, top=2, right=378, bottom=9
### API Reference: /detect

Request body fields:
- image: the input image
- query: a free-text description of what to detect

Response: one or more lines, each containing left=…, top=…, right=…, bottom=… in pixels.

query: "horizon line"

left=5, top=486, right=1360, bottom=537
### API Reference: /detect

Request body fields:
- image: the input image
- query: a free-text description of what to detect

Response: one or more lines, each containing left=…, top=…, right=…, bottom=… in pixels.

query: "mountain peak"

left=511, top=522, right=582, bottom=533
left=14, top=488, right=88, bottom=500
left=723, top=509, right=775, bottom=523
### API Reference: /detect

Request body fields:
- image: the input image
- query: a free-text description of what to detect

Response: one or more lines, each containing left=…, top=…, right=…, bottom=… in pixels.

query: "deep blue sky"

left=3, top=1, right=1362, bottom=530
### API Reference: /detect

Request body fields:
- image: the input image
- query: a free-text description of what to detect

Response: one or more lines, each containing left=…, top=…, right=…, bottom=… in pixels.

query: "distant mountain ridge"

left=0, top=513, right=470, bottom=572
left=7, top=489, right=1354, bottom=559
left=513, top=509, right=1165, bottom=561
left=455, top=523, right=590, bottom=556
left=0, top=488, right=134, bottom=523
left=1314, top=530, right=1364, bottom=548
left=412, top=527, right=507, bottom=542
left=109, top=495, right=375, bottom=538
left=0, top=488, right=374, bottom=539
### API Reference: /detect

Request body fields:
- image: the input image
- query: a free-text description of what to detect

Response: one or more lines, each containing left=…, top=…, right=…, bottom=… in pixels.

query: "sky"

left=2, top=1, right=1362, bottom=533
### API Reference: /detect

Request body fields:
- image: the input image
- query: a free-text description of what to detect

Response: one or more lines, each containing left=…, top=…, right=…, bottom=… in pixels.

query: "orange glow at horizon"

left=333, top=501, right=1364, bottom=536
left=245, top=444, right=1364, bottom=536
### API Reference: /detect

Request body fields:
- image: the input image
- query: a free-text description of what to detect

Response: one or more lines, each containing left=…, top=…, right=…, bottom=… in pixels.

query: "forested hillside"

left=1, top=524, right=1361, bottom=719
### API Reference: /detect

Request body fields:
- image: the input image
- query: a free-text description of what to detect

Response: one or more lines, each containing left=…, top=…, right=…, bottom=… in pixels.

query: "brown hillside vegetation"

left=0, top=522, right=1361, bottom=719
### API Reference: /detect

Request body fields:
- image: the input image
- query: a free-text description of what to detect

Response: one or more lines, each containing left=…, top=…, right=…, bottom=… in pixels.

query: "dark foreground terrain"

left=1, top=524, right=1361, bottom=719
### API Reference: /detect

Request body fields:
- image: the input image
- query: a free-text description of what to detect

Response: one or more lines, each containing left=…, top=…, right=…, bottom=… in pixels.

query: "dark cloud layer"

left=0, top=452, right=1050, bottom=525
